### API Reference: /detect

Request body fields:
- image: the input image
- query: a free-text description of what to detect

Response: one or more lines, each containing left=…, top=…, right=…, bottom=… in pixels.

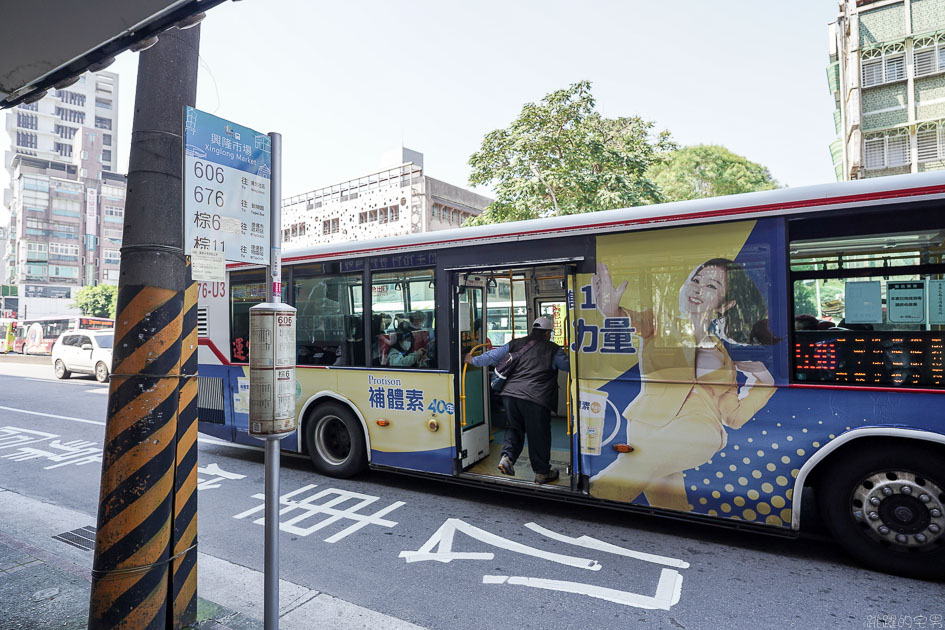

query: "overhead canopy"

left=0, top=0, right=228, bottom=109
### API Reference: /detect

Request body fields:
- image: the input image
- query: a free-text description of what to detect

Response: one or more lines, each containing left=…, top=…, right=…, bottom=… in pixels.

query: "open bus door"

left=455, top=273, right=491, bottom=469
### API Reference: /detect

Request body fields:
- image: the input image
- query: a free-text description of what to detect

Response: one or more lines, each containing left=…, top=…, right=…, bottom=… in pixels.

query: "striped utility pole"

left=88, top=25, right=200, bottom=629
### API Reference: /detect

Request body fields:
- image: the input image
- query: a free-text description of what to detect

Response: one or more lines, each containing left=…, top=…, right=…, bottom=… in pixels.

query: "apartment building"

left=281, top=149, right=492, bottom=249
left=828, top=0, right=945, bottom=180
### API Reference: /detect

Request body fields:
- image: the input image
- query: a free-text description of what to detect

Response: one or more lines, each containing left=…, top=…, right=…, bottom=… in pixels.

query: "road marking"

left=0, top=406, right=106, bottom=426
left=482, top=569, right=683, bottom=610
left=234, top=484, right=405, bottom=543
left=400, top=518, right=602, bottom=570
left=524, top=522, right=690, bottom=569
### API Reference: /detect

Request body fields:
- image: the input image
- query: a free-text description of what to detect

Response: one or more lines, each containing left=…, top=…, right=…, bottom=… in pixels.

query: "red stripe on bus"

left=228, top=184, right=945, bottom=267
left=197, top=337, right=328, bottom=370
left=789, top=383, right=945, bottom=395
left=198, top=338, right=232, bottom=365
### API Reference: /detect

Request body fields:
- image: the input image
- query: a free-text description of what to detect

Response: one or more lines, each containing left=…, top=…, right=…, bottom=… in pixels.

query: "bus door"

left=455, top=273, right=490, bottom=468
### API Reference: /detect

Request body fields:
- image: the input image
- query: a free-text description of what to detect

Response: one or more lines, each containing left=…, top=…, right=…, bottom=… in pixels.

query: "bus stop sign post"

left=248, top=130, right=296, bottom=630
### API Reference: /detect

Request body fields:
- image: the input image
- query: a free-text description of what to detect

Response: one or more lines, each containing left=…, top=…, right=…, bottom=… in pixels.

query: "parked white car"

left=51, top=329, right=114, bottom=382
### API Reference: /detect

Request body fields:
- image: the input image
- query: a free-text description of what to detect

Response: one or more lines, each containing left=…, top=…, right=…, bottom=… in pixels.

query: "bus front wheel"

left=304, top=402, right=367, bottom=478
left=818, top=443, right=945, bottom=579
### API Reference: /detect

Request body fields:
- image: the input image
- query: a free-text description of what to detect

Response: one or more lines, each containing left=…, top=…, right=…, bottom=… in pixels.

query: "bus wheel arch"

left=800, top=431, right=945, bottom=579
left=300, top=393, right=370, bottom=478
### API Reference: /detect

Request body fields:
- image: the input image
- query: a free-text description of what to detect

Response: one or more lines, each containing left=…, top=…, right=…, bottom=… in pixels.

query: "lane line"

left=0, top=405, right=106, bottom=426
left=0, top=404, right=307, bottom=458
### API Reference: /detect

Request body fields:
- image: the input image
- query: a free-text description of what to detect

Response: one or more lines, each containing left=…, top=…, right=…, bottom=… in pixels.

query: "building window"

left=283, top=228, right=291, bottom=241
left=322, top=220, right=330, bottom=235
left=913, top=36, right=945, bottom=77
left=16, top=131, right=37, bottom=149
left=299, top=222, right=306, bottom=236
left=95, top=98, right=112, bottom=110
left=52, top=198, right=81, bottom=217
left=26, top=243, right=47, bottom=261
left=55, top=106, right=85, bottom=124
left=102, top=150, right=112, bottom=162
left=16, top=112, right=37, bottom=130
left=103, top=206, right=124, bottom=222
left=864, top=129, right=910, bottom=169
left=55, top=124, right=77, bottom=139
left=49, top=265, right=79, bottom=278
left=94, top=116, right=112, bottom=130
left=379, top=207, right=389, bottom=224
left=861, top=44, right=906, bottom=88
left=18, top=102, right=38, bottom=111
left=292, top=224, right=299, bottom=238
left=390, top=206, right=399, bottom=222
left=101, top=185, right=125, bottom=200
left=54, top=142, right=73, bottom=158
left=104, top=249, right=121, bottom=264
left=917, top=122, right=945, bottom=163
left=103, top=134, right=112, bottom=146
left=56, top=90, right=86, bottom=107
left=359, top=211, right=368, bottom=224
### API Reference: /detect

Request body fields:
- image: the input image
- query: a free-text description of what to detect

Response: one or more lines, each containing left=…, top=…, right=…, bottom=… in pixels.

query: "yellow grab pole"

left=460, top=342, right=492, bottom=427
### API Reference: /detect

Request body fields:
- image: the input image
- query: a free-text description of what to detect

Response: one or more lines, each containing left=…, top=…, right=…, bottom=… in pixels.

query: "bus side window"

left=371, top=269, right=435, bottom=369
left=293, top=271, right=364, bottom=367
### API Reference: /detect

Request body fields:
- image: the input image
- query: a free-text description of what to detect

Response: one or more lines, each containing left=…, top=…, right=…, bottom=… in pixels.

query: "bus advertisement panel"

left=17, top=316, right=113, bottom=354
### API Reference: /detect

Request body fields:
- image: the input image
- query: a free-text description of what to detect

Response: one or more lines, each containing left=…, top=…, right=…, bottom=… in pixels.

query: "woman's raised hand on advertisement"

left=594, top=262, right=627, bottom=318
left=733, top=360, right=775, bottom=386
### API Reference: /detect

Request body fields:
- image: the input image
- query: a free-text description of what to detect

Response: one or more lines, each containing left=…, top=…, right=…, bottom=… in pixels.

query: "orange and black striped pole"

left=89, top=25, right=200, bottom=630
left=171, top=260, right=199, bottom=627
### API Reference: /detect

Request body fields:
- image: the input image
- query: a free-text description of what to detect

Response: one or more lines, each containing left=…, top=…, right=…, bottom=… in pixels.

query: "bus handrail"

left=460, top=342, right=492, bottom=428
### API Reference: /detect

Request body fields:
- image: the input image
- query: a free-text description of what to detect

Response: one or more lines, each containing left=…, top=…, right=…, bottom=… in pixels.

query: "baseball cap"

left=533, top=316, right=553, bottom=330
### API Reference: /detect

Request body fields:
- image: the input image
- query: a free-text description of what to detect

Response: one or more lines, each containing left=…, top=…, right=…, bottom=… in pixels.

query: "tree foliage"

left=466, top=81, right=675, bottom=225
left=648, top=144, right=779, bottom=202
left=72, top=284, right=117, bottom=318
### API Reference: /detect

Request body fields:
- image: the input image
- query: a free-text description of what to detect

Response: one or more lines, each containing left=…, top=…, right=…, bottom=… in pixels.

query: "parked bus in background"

left=15, top=315, right=113, bottom=354
left=196, top=171, right=945, bottom=579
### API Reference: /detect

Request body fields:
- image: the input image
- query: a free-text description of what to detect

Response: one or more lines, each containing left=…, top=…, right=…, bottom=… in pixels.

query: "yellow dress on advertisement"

left=590, top=310, right=775, bottom=510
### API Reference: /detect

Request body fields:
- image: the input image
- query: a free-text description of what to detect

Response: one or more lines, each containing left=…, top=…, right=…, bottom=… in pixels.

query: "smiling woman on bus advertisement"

left=589, top=256, right=781, bottom=510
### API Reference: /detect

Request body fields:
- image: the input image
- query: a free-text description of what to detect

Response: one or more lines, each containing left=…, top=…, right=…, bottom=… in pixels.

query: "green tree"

left=72, top=284, right=118, bottom=318
left=647, top=144, right=779, bottom=202
left=466, top=81, right=675, bottom=225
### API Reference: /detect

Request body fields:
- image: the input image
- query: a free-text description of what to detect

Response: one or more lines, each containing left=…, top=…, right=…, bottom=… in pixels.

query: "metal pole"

left=264, top=437, right=280, bottom=629
left=263, top=131, right=283, bottom=630
left=88, top=25, right=199, bottom=630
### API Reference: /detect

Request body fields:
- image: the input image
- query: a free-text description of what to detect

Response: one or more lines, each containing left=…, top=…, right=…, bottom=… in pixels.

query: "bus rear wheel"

left=818, top=443, right=945, bottom=579
left=304, top=402, right=367, bottom=479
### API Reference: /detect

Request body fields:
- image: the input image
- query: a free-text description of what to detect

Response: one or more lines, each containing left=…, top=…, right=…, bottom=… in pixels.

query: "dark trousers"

left=501, top=396, right=552, bottom=474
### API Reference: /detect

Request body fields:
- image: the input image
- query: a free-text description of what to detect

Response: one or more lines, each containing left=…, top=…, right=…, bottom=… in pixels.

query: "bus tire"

left=54, top=360, right=70, bottom=379
left=818, top=443, right=945, bottom=579
left=304, top=402, right=367, bottom=478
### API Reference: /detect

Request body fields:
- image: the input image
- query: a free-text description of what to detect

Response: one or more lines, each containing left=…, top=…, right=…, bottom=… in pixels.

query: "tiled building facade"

left=2, top=71, right=123, bottom=317
left=828, top=0, right=945, bottom=180
left=281, top=150, right=492, bottom=250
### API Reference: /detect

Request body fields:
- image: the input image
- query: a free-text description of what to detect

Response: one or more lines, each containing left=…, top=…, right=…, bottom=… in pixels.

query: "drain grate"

left=52, top=525, right=96, bottom=551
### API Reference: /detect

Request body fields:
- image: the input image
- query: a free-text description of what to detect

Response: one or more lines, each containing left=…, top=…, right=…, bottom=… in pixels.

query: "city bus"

left=15, top=315, right=113, bottom=354
left=196, top=171, right=945, bottom=579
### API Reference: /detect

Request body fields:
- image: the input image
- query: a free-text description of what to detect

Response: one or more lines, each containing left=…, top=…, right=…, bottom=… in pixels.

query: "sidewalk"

left=0, top=488, right=424, bottom=629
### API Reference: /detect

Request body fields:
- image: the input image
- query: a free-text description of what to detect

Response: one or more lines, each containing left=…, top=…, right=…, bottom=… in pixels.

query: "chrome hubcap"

left=852, top=471, right=945, bottom=549
left=315, top=416, right=350, bottom=465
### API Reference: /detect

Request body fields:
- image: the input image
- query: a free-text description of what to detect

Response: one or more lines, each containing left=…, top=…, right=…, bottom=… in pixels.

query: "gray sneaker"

left=497, top=454, right=515, bottom=476
left=535, top=468, right=560, bottom=484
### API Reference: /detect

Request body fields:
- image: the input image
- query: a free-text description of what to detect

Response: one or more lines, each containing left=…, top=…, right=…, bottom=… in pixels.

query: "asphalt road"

left=0, top=359, right=942, bottom=630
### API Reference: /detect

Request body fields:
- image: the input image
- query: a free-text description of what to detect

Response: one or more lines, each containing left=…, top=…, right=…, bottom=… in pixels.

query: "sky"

left=3, top=0, right=840, bottom=204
